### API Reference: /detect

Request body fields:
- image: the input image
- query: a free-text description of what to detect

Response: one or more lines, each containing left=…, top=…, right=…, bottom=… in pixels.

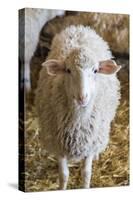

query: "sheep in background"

left=31, top=12, right=128, bottom=93
left=35, top=25, right=121, bottom=189
left=78, top=12, right=129, bottom=54
left=36, top=12, right=129, bottom=55
left=19, top=8, right=64, bottom=91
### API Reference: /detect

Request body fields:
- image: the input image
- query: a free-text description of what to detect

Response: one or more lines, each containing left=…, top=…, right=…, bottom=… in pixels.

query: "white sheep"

left=19, top=8, right=64, bottom=91
left=35, top=25, right=121, bottom=189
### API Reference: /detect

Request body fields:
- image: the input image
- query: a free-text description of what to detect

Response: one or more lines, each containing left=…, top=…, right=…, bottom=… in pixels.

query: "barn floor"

left=23, top=58, right=129, bottom=192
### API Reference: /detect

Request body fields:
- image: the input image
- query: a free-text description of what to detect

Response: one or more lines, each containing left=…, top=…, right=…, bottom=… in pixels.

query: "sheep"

left=30, top=12, right=128, bottom=94
left=36, top=12, right=129, bottom=55
left=19, top=8, right=65, bottom=91
left=35, top=25, right=121, bottom=189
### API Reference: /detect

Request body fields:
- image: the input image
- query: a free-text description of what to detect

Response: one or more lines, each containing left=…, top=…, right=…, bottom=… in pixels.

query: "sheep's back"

left=47, top=25, right=112, bottom=64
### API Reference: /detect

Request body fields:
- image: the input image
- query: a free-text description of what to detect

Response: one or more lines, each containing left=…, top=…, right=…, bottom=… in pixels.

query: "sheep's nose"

left=78, top=94, right=88, bottom=103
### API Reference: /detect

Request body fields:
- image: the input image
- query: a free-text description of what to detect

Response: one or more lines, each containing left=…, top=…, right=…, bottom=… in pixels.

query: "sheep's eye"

left=66, top=69, right=71, bottom=74
left=94, top=69, right=97, bottom=74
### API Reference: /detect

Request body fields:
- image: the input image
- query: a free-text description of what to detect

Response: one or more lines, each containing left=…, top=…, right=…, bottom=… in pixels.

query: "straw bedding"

left=23, top=57, right=129, bottom=192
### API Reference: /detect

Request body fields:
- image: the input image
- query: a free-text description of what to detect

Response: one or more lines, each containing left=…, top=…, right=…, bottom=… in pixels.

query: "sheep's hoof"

left=59, top=185, right=67, bottom=190
left=59, top=181, right=67, bottom=190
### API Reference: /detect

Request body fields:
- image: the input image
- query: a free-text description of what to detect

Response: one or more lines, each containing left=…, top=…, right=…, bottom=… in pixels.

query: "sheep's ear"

left=42, top=59, right=65, bottom=76
left=97, top=60, right=121, bottom=75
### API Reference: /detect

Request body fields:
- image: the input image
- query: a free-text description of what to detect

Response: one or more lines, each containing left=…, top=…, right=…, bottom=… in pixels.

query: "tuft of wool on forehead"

left=65, top=48, right=95, bottom=70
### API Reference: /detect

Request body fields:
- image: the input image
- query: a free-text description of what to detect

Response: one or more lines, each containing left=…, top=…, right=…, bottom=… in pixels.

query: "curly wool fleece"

left=35, top=25, right=120, bottom=161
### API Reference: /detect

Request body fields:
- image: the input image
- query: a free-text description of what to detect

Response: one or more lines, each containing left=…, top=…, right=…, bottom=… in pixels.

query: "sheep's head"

left=42, top=50, right=121, bottom=107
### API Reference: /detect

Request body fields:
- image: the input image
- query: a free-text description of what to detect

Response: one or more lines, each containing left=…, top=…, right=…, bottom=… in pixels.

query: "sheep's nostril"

left=85, top=93, right=88, bottom=98
left=79, top=94, right=88, bottom=102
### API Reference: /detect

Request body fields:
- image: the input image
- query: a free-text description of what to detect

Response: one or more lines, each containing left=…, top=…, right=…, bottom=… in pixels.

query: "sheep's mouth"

left=78, top=101, right=89, bottom=107
left=73, top=98, right=89, bottom=108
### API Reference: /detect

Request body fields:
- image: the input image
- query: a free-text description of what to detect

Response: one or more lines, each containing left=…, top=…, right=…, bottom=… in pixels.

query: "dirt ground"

left=22, top=57, right=129, bottom=192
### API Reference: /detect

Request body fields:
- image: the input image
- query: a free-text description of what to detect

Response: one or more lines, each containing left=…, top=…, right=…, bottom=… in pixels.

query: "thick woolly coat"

left=35, top=25, right=120, bottom=161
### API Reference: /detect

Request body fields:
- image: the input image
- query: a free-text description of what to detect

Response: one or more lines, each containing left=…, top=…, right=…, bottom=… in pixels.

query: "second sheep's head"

left=42, top=49, right=121, bottom=108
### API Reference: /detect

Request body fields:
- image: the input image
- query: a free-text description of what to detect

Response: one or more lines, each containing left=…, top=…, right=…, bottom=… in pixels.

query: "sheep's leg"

left=82, top=155, right=93, bottom=188
left=58, top=156, right=69, bottom=190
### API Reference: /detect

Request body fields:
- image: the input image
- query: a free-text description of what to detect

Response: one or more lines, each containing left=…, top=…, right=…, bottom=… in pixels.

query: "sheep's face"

left=42, top=59, right=121, bottom=107
left=64, top=65, right=97, bottom=107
